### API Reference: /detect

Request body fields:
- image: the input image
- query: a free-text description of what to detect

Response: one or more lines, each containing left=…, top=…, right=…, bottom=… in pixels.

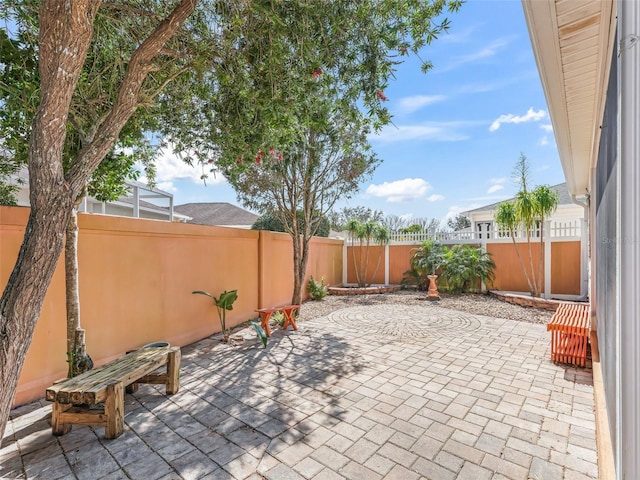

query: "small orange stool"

left=256, top=305, right=300, bottom=337
left=547, top=302, right=590, bottom=367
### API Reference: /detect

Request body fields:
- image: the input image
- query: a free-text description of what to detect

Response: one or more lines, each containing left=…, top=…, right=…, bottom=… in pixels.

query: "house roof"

left=174, top=202, right=259, bottom=227
left=464, top=182, right=573, bottom=215
left=522, top=0, right=616, bottom=197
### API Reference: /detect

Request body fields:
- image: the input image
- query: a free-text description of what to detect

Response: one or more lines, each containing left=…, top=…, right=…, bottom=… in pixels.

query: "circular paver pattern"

left=321, top=303, right=483, bottom=338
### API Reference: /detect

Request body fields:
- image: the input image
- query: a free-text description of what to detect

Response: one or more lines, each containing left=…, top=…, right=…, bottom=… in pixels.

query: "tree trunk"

left=0, top=0, right=99, bottom=442
left=537, top=218, right=545, bottom=298
left=510, top=229, right=536, bottom=296
left=0, top=0, right=197, bottom=440
left=65, top=197, right=93, bottom=377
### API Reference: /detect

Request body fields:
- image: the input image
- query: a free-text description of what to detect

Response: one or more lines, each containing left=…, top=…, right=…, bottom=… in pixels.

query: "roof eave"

left=521, top=0, right=617, bottom=198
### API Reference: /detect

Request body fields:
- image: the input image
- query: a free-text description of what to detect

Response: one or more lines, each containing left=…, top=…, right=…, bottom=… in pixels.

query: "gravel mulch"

left=300, top=289, right=554, bottom=325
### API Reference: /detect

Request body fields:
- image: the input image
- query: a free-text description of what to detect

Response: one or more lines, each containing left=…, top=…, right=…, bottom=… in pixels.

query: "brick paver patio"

left=1, top=304, right=597, bottom=479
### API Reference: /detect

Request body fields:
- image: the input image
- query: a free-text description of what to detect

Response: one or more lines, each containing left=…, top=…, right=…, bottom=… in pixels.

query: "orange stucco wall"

left=0, top=206, right=342, bottom=407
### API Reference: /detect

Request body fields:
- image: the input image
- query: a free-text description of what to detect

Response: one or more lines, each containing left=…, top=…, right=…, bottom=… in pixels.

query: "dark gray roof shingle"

left=174, top=202, right=259, bottom=227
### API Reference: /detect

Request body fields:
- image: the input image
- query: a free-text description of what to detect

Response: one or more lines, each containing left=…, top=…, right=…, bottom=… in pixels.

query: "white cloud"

left=437, top=37, right=514, bottom=73
left=157, top=181, right=177, bottom=193
left=540, top=124, right=553, bottom=132
left=487, top=177, right=506, bottom=194
left=442, top=203, right=482, bottom=224
left=539, top=136, right=549, bottom=146
left=370, top=121, right=477, bottom=143
left=396, top=95, right=446, bottom=114
left=489, top=107, right=546, bottom=132
left=427, top=194, right=445, bottom=202
left=440, top=24, right=480, bottom=44
left=366, top=178, right=431, bottom=203
left=152, top=143, right=227, bottom=186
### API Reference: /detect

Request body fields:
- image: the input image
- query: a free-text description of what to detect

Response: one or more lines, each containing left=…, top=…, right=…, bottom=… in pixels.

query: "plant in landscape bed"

left=406, top=242, right=495, bottom=293
left=192, top=289, right=239, bottom=342
left=405, top=240, right=447, bottom=290
left=308, top=276, right=329, bottom=300
left=439, top=244, right=496, bottom=293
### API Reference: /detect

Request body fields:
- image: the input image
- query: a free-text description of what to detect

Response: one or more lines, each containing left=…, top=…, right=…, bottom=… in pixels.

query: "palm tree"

left=495, top=201, right=536, bottom=296
left=368, top=224, right=391, bottom=286
left=496, top=154, right=560, bottom=297
left=346, top=219, right=390, bottom=287
left=346, top=218, right=364, bottom=287
left=532, top=184, right=560, bottom=295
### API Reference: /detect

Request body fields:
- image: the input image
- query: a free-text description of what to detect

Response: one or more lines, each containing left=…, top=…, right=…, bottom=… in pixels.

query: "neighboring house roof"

left=464, top=183, right=573, bottom=216
left=174, top=202, right=258, bottom=227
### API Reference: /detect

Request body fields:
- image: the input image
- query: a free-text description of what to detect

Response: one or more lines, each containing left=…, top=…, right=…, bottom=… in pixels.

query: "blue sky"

left=154, top=0, right=565, bottom=224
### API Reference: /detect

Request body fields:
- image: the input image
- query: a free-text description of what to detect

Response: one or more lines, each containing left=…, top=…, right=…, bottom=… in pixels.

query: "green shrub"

left=439, top=244, right=495, bottom=293
left=307, top=276, right=329, bottom=300
left=406, top=242, right=495, bottom=293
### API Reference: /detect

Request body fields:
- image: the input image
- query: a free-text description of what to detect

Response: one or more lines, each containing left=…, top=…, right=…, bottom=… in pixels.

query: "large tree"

left=169, top=0, right=462, bottom=304
left=1, top=14, right=161, bottom=376
left=237, top=118, right=379, bottom=304
left=0, top=0, right=199, bottom=440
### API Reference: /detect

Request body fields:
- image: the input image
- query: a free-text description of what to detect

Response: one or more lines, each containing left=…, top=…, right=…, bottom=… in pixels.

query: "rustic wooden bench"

left=255, top=304, right=300, bottom=337
left=46, top=346, right=180, bottom=439
left=547, top=302, right=590, bottom=367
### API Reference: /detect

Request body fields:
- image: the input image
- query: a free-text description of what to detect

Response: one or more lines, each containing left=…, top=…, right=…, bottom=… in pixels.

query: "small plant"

left=271, top=310, right=285, bottom=325
left=307, top=276, right=328, bottom=300
left=250, top=320, right=268, bottom=348
left=192, top=289, right=238, bottom=342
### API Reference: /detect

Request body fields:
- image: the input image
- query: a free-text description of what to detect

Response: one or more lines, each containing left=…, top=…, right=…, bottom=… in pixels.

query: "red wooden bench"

left=255, top=305, right=300, bottom=337
left=547, top=302, right=590, bottom=367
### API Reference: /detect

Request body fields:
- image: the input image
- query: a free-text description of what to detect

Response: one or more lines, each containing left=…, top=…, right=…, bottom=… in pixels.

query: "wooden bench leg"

left=125, top=383, right=139, bottom=394
left=282, top=306, right=299, bottom=332
left=166, top=349, right=181, bottom=395
left=260, top=312, right=273, bottom=337
left=105, top=383, right=124, bottom=439
left=51, top=402, right=72, bottom=436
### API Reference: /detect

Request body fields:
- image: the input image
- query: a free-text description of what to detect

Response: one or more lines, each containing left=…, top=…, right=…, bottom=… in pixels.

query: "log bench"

left=547, top=302, right=590, bottom=367
left=46, top=346, right=180, bottom=439
left=255, top=305, right=300, bottom=337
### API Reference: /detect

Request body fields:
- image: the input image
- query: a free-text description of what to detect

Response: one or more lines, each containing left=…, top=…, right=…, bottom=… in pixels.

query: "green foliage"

left=406, top=242, right=495, bottom=293
left=252, top=211, right=330, bottom=238
left=439, top=245, right=495, bottom=293
left=250, top=320, right=268, bottom=349
left=307, top=276, right=329, bottom=301
left=347, top=219, right=391, bottom=287
left=400, top=224, right=423, bottom=234
left=411, top=240, right=447, bottom=275
left=0, top=5, right=162, bottom=204
left=192, top=289, right=238, bottom=341
left=251, top=213, right=286, bottom=233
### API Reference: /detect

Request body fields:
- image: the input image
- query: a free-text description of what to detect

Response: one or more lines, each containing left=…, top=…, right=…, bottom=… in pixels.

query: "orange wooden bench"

left=255, top=305, right=300, bottom=337
left=547, top=302, right=590, bottom=367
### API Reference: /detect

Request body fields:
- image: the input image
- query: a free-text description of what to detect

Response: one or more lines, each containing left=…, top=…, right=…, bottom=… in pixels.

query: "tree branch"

left=67, top=0, right=198, bottom=194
